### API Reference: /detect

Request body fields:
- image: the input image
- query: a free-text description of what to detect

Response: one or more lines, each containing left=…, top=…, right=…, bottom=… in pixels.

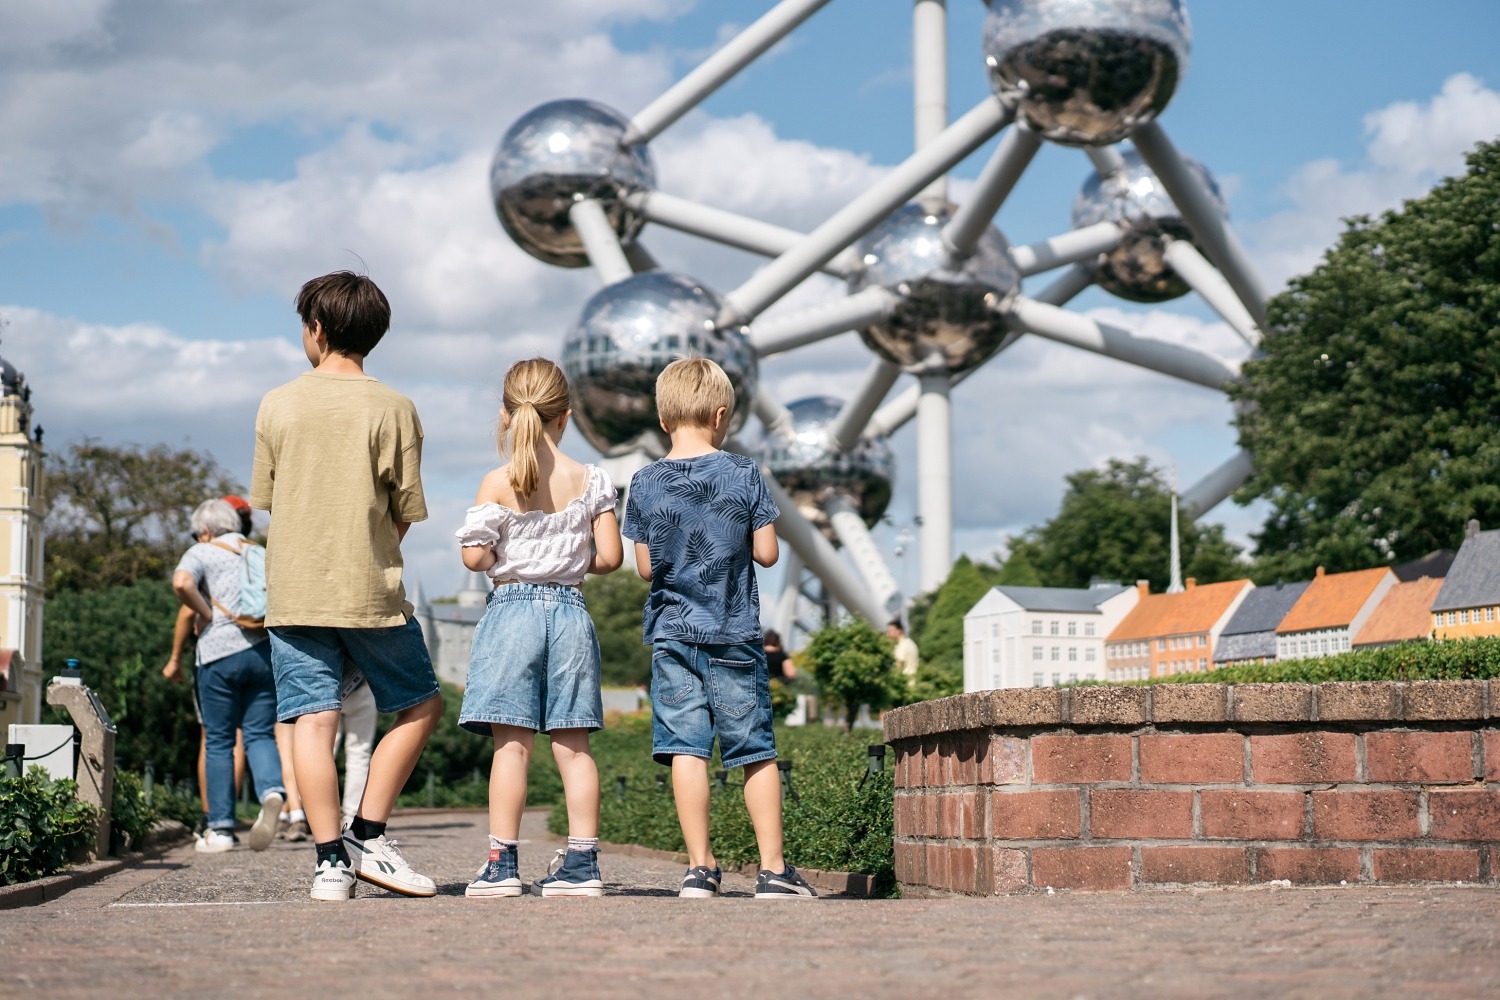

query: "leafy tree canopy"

left=1007, top=457, right=1243, bottom=590
left=1234, top=140, right=1500, bottom=580
left=800, top=618, right=902, bottom=726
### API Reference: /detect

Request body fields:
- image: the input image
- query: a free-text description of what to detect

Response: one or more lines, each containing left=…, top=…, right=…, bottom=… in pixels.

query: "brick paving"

left=4, top=809, right=1500, bottom=998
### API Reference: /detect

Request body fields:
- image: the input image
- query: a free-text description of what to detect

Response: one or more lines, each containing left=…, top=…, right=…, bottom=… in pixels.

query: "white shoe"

left=342, top=830, right=436, bottom=897
left=249, top=791, right=283, bottom=852
left=310, top=858, right=356, bottom=901
left=195, top=829, right=236, bottom=854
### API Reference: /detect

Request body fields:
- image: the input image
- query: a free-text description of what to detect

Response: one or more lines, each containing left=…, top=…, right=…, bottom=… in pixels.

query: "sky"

left=2, top=0, right=1499, bottom=605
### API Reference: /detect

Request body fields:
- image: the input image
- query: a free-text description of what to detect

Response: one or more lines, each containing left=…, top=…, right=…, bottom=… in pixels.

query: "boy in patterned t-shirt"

left=622, top=357, right=817, bottom=901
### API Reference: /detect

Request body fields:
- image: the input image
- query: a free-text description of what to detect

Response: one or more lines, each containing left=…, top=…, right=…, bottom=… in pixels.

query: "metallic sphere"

left=1071, top=147, right=1225, bottom=302
left=982, top=0, right=1191, bottom=146
left=490, top=100, right=656, bottom=268
left=561, top=272, right=757, bottom=458
left=848, top=203, right=1019, bottom=374
left=761, top=396, right=894, bottom=535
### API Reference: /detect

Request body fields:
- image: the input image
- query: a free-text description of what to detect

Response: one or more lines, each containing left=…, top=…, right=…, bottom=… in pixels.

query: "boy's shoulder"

left=261, top=373, right=418, bottom=417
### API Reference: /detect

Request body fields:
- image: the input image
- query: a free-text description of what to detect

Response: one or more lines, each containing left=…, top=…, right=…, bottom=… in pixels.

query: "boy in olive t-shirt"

left=250, top=271, right=443, bottom=902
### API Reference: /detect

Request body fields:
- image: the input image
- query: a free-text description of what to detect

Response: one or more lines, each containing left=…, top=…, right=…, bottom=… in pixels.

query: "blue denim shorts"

left=269, top=617, right=440, bottom=722
left=650, top=639, right=777, bottom=769
left=458, top=584, right=603, bottom=735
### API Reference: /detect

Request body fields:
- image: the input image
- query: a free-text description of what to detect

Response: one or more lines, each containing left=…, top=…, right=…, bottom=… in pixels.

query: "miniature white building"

left=963, top=582, right=1139, bottom=691
left=0, top=355, right=46, bottom=732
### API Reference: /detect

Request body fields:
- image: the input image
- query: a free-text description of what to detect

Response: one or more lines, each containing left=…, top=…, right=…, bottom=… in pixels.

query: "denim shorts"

left=269, top=617, right=440, bottom=722
left=458, top=584, right=603, bottom=735
left=650, top=638, right=777, bottom=769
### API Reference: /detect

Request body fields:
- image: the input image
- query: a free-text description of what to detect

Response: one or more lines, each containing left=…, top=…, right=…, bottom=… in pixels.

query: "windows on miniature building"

left=1032, top=672, right=1043, bottom=687
left=1050, top=647, right=1060, bottom=661
left=1067, top=621, right=1077, bottom=636
left=1050, top=620, right=1059, bottom=635
left=1198, top=657, right=1206, bottom=671
left=1461, top=610, right=1470, bottom=625
left=1067, top=647, right=1077, bottom=661
left=1084, top=622, right=1094, bottom=636
left=1051, top=672, right=1061, bottom=685
left=1085, top=648, right=1095, bottom=662
left=1031, top=620, right=1042, bottom=635
left=1032, top=646, right=1043, bottom=660
left=991, top=621, right=999, bottom=637
left=1157, top=639, right=1166, bottom=651
left=1068, top=673, right=1077, bottom=683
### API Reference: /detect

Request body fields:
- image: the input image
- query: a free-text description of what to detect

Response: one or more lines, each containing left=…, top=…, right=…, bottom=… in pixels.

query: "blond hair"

left=500, top=358, right=571, bottom=498
left=656, top=357, right=735, bottom=433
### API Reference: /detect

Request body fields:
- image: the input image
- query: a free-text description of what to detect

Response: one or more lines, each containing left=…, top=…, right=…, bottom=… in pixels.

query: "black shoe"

left=754, top=865, right=817, bottom=900
left=679, top=865, right=721, bottom=898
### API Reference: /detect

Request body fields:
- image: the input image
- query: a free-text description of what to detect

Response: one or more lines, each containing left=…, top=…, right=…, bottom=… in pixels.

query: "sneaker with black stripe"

left=679, top=865, right=721, bottom=898
left=754, top=864, right=817, bottom=900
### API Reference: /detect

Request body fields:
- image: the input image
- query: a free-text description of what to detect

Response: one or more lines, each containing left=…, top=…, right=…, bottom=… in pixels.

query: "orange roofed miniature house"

left=1104, top=578, right=1254, bottom=681
left=1275, top=566, right=1397, bottom=659
left=1353, top=576, right=1444, bottom=648
left=1430, top=523, right=1500, bottom=639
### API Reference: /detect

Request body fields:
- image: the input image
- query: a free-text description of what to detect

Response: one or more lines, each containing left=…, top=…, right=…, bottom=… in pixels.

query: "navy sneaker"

left=466, top=845, right=523, bottom=898
left=754, top=865, right=818, bottom=900
left=535, top=848, right=603, bottom=897
left=679, top=865, right=722, bottom=898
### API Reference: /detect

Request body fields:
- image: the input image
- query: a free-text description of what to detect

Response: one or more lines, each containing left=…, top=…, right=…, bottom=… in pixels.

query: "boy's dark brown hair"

left=295, top=271, right=391, bottom=357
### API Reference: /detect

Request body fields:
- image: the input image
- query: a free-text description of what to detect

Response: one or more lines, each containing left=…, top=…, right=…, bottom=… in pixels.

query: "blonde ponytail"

left=500, top=358, right=572, bottom=499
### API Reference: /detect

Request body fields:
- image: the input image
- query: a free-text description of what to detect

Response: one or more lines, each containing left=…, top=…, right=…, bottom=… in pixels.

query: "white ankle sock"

left=567, top=837, right=599, bottom=853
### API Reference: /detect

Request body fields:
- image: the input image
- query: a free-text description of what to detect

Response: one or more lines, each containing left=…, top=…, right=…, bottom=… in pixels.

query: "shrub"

left=801, top=619, right=903, bottom=726
left=0, top=770, right=101, bottom=884
left=1128, top=636, right=1500, bottom=686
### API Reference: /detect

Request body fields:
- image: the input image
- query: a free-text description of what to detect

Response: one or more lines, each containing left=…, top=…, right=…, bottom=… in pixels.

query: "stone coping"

left=883, top=680, right=1497, bottom=743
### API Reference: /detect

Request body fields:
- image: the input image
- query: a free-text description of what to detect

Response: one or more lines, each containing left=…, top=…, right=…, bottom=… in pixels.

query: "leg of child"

left=671, top=755, right=716, bottom=870
left=742, top=759, right=786, bottom=874
left=234, top=728, right=246, bottom=797
left=488, top=724, right=533, bottom=840
left=351, top=693, right=443, bottom=824
left=291, top=709, right=343, bottom=843
left=549, top=729, right=599, bottom=838
left=275, top=721, right=302, bottom=813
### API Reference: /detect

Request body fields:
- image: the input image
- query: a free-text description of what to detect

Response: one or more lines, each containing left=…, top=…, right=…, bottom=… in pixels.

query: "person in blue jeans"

left=623, top=357, right=816, bottom=900
left=172, top=498, right=284, bottom=854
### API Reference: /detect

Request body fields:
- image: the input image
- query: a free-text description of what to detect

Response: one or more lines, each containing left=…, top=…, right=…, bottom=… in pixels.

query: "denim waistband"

left=487, top=582, right=587, bottom=608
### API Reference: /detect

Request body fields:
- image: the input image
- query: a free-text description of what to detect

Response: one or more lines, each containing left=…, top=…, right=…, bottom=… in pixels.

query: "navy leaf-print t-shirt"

left=622, top=450, right=779, bottom=646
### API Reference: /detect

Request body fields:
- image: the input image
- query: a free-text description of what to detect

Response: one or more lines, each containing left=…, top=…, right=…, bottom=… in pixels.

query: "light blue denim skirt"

left=458, top=583, right=603, bottom=735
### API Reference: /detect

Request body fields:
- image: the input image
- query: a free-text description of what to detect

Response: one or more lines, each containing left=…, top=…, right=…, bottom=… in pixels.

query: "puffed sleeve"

left=588, top=467, right=619, bottom=520
left=455, top=502, right=505, bottom=548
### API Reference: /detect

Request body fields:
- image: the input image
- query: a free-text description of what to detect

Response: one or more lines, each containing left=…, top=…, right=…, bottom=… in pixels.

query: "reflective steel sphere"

left=562, top=272, right=757, bottom=457
left=761, top=396, right=894, bottom=535
left=1071, top=147, right=1224, bottom=302
left=490, top=100, right=656, bottom=268
left=982, top=0, right=1191, bottom=146
left=848, top=203, right=1019, bottom=374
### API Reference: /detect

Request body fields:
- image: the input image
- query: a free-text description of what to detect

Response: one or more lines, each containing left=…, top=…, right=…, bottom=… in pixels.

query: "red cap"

left=222, top=495, right=251, bottom=514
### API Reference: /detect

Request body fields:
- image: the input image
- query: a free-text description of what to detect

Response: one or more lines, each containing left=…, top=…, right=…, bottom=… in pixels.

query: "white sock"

left=567, top=836, right=599, bottom=853
left=288, top=809, right=306, bottom=823
left=488, top=835, right=519, bottom=852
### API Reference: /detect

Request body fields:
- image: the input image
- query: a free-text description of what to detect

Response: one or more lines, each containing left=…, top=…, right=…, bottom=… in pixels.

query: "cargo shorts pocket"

left=708, top=657, right=757, bottom=719
left=652, top=649, right=696, bottom=707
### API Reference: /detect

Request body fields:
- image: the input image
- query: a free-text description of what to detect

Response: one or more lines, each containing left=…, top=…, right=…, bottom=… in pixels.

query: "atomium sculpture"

left=488, top=0, right=1269, bottom=638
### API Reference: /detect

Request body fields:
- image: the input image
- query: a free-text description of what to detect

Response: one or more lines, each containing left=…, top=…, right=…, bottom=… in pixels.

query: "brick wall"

left=884, top=680, right=1500, bottom=894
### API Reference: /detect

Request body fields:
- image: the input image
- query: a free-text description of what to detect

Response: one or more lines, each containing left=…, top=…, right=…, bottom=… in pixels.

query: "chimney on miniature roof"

left=1136, top=579, right=1150, bottom=597
left=1315, top=566, right=1326, bottom=578
left=1467, top=519, right=1481, bottom=540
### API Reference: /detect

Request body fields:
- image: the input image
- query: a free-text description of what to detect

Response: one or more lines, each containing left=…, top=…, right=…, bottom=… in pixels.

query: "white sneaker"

left=195, top=829, right=236, bottom=853
left=342, top=831, right=436, bottom=897
left=248, top=791, right=284, bottom=852
left=310, top=858, right=356, bottom=901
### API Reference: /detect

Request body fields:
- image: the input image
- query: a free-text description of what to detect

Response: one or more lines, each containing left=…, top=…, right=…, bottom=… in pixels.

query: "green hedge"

left=1104, top=636, right=1500, bottom=686
left=0, top=770, right=100, bottom=884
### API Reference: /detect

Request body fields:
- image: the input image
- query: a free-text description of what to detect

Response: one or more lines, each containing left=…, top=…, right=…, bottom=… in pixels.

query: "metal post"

left=570, top=199, right=634, bottom=286
left=913, top=0, right=948, bottom=204
left=1161, top=239, right=1262, bottom=348
left=827, top=358, right=902, bottom=452
left=825, top=494, right=903, bottom=615
left=45, top=679, right=115, bottom=859
left=942, top=123, right=1042, bottom=261
left=1085, top=144, right=1127, bottom=176
left=748, top=287, right=898, bottom=358
left=628, top=191, right=857, bottom=278
left=1009, top=222, right=1124, bottom=276
left=916, top=370, right=952, bottom=593
left=1180, top=450, right=1254, bottom=519
left=766, top=475, right=887, bottom=624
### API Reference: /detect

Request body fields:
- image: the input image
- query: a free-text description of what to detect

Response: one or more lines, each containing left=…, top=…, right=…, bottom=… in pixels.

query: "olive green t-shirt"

left=250, top=371, right=427, bottom=628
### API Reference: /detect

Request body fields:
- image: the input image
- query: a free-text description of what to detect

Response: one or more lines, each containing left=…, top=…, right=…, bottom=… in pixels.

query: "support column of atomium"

left=824, top=495, right=902, bottom=616
left=764, top=477, right=886, bottom=624
left=771, top=548, right=804, bottom=642
left=916, top=370, right=953, bottom=593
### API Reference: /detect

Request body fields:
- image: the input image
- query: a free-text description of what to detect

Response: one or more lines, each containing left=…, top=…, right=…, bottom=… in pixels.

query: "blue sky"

left=2, top=0, right=1498, bottom=602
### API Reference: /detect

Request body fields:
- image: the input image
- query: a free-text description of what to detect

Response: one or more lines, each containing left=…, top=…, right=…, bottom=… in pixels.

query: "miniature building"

left=1354, top=576, right=1443, bottom=648
left=1275, top=566, right=1397, bottom=660
left=1105, top=578, right=1254, bottom=680
left=1430, top=522, right=1500, bottom=639
left=410, top=576, right=487, bottom=688
left=1213, top=580, right=1310, bottom=668
left=963, top=582, right=1138, bottom=691
left=0, top=352, right=45, bottom=733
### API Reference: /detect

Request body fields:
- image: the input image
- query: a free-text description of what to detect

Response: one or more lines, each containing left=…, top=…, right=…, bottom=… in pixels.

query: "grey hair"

left=191, top=499, right=242, bottom=539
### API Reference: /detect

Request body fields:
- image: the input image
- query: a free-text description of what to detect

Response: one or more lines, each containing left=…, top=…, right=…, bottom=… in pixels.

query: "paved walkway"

left=6, top=809, right=1500, bottom=998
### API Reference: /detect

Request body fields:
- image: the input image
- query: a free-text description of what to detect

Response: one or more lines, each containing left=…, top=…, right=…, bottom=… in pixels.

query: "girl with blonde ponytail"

left=453, top=357, right=623, bottom=898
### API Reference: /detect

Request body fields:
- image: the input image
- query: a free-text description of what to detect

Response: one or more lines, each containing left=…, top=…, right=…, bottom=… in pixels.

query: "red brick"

left=894, top=840, right=925, bottom=884
left=1485, top=731, right=1500, bottom=782
left=1372, top=848, right=1481, bottom=882
left=990, top=790, right=1082, bottom=840
left=925, top=842, right=950, bottom=890
left=1139, top=733, right=1244, bottom=784
left=893, top=793, right=919, bottom=837
left=948, top=844, right=979, bottom=894
left=922, top=794, right=939, bottom=838
left=1140, top=847, right=1249, bottom=885
left=952, top=739, right=981, bottom=786
left=1031, top=734, right=1132, bottom=784
left=989, top=847, right=1028, bottom=893
left=1255, top=847, right=1361, bottom=884
left=894, top=747, right=916, bottom=788
left=938, top=791, right=984, bottom=840
left=1089, top=789, right=1194, bottom=840
left=1311, top=789, right=1420, bottom=841
left=1031, top=847, right=1134, bottom=890
left=921, top=739, right=942, bottom=787
left=1429, top=790, right=1500, bottom=841
left=1364, top=731, right=1475, bottom=784
left=981, top=736, right=1028, bottom=785
left=1201, top=790, right=1305, bottom=840
left=935, top=741, right=957, bottom=786
left=1250, top=732, right=1358, bottom=783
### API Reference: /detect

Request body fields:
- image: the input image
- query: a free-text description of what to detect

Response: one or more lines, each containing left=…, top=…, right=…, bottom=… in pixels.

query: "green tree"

left=1007, top=457, right=1243, bottom=591
left=44, top=440, right=239, bottom=595
left=906, top=555, right=1003, bottom=701
left=800, top=618, right=902, bottom=726
left=582, top=569, right=653, bottom=687
left=1233, top=140, right=1500, bottom=580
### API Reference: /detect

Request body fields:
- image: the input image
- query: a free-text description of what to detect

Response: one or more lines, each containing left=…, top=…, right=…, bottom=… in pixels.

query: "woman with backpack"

left=171, top=497, right=285, bottom=853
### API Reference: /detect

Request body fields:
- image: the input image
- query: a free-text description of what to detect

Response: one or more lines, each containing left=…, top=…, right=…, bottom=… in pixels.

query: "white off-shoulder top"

left=454, top=465, right=618, bottom=586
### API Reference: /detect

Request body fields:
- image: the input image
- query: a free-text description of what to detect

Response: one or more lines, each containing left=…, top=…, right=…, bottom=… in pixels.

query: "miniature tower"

left=0, top=350, right=46, bottom=731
